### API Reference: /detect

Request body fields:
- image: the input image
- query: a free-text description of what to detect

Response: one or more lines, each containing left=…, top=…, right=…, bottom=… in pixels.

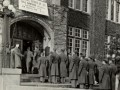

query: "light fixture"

left=106, top=54, right=110, bottom=58
left=112, top=54, right=115, bottom=58
left=1, top=0, right=16, bottom=14
left=8, top=5, right=14, bottom=10
left=3, top=0, right=10, bottom=7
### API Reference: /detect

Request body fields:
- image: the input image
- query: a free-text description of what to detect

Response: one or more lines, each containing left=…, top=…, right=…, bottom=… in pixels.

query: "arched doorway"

left=10, top=16, right=54, bottom=73
left=10, top=20, right=44, bottom=53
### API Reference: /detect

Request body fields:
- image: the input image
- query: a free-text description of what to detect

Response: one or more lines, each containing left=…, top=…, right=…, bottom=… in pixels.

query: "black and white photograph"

left=0, top=0, right=120, bottom=90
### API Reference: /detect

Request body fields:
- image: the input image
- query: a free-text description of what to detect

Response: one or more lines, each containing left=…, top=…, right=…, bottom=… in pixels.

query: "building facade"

left=0, top=0, right=120, bottom=68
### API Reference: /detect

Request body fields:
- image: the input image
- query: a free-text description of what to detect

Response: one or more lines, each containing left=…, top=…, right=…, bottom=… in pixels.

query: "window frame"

left=68, top=0, right=91, bottom=14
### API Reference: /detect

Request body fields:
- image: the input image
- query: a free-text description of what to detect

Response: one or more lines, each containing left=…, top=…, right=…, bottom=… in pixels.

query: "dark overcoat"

left=88, top=60, right=96, bottom=85
left=69, top=54, right=80, bottom=80
left=78, top=59, right=88, bottom=84
left=38, top=56, right=46, bottom=77
left=11, top=47, right=23, bottom=68
left=109, top=63, right=117, bottom=90
left=59, top=53, right=68, bottom=78
left=50, top=52, right=60, bottom=76
left=99, top=64, right=111, bottom=90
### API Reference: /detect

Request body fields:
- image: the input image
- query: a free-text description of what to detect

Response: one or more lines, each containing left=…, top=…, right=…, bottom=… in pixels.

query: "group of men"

left=10, top=44, right=120, bottom=90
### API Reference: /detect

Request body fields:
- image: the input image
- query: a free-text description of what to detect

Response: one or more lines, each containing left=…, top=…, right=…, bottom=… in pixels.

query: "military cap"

left=61, top=48, right=65, bottom=52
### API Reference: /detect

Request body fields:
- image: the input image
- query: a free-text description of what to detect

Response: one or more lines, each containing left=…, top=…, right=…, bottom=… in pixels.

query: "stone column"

left=118, top=4, right=120, bottom=23
left=108, top=0, right=112, bottom=20
left=87, top=0, right=91, bottom=14
left=0, top=18, right=3, bottom=74
left=114, top=0, right=117, bottom=22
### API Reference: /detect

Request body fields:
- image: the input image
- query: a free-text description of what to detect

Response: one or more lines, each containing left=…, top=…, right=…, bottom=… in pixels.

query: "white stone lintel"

left=2, top=68, right=22, bottom=75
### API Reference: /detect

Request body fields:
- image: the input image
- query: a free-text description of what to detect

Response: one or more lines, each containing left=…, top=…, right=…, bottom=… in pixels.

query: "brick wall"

left=106, top=20, right=120, bottom=35
left=90, top=0, right=107, bottom=59
left=68, top=9, right=90, bottom=30
left=52, top=5, right=68, bottom=53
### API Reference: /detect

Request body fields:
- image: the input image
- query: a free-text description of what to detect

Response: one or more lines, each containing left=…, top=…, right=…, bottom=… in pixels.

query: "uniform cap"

left=74, top=50, right=78, bottom=54
left=61, top=48, right=65, bottom=52
left=53, top=48, right=57, bottom=51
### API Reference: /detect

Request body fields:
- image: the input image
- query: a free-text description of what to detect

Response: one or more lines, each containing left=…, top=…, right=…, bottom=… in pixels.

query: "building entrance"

left=10, top=21, right=44, bottom=73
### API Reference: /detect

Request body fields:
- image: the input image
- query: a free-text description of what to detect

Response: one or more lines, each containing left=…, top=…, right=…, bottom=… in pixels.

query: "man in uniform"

left=10, top=44, right=24, bottom=68
left=38, top=52, right=47, bottom=82
left=69, top=50, right=80, bottom=88
left=109, top=59, right=117, bottom=90
left=50, top=48, right=60, bottom=83
left=59, top=48, right=68, bottom=83
left=78, top=54, right=88, bottom=89
left=99, top=59, right=111, bottom=90
left=24, top=47, right=33, bottom=73
left=88, top=55, right=96, bottom=89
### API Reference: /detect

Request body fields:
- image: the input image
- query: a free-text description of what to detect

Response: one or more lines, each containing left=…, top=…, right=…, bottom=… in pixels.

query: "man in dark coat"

left=59, top=48, right=68, bottom=83
left=50, top=48, right=60, bottom=83
left=38, top=52, right=47, bottom=82
left=69, top=50, right=80, bottom=88
left=94, top=56, right=103, bottom=84
left=109, top=60, right=117, bottom=90
left=88, top=56, right=96, bottom=89
left=99, top=59, right=111, bottom=90
left=78, top=55, right=88, bottom=89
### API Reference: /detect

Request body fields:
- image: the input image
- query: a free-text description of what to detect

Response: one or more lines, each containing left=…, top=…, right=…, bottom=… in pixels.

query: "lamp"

left=3, top=0, right=10, bottom=7
left=0, top=0, right=16, bottom=14
left=0, top=0, right=16, bottom=68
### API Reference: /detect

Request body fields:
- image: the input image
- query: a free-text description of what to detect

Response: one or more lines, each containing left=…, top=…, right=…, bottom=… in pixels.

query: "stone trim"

left=10, top=16, right=53, bottom=38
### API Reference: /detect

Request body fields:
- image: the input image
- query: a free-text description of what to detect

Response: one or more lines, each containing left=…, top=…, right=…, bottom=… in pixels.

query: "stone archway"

left=10, top=16, right=54, bottom=51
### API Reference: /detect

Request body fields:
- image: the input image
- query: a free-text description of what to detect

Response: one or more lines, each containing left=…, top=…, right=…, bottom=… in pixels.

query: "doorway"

left=10, top=21, right=44, bottom=73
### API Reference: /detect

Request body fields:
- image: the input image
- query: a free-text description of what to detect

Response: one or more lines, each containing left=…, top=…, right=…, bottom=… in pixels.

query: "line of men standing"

left=24, top=47, right=119, bottom=90
left=10, top=44, right=120, bottom=90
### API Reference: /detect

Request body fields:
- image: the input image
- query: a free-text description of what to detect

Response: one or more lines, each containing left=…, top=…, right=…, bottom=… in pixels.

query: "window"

left=75, top=0, right=81, bottom=10
left=107, top=0, right=120, bottom=22
left=67, top=26, right=89, bottom=56
left=83, top=30, right=88, bottom=39
left=83, top=0, right=88, bottom=12
left=82, top=40, right=88, bottom=55
left=75, top=28, right=81, bottom=37
left=69, top=0, right=74, bottom=8
left=68, top=0, right=91, bottom=13
left=68, top=27, right=73, bottom=36
left=68, top=38, right=73, bottom=54
left=104, top=35, right=114, bottom=55
left=75, top=39, right=81, bottom=53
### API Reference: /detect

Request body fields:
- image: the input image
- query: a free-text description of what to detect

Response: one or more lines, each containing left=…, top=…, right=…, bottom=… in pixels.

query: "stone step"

left=21, top=74, right=70, bottom=82
left=7, top=85, right=93, bottom=90
left=21, top=82, right=71, bottom=88
left=20, top=82, right=99, bottom=89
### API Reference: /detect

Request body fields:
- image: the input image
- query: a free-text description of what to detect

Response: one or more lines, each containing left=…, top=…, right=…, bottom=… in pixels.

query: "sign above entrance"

left=19, top=0, right=49, bottom=16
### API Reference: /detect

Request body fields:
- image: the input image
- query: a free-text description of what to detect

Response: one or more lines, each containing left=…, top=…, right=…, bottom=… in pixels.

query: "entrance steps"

left=7, top=85, right=94, bottom=90
left=21, top=82, right=71, bottom=88
left=20, top=74, right=99, bottom=90
left=21, top=74, right=70, bottom=82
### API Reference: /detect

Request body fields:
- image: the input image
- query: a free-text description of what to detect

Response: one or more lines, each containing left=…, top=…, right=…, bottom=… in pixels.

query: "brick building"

left=0, top=0, right=120, bottom=90
left=0, top=0, right=120, bottom=68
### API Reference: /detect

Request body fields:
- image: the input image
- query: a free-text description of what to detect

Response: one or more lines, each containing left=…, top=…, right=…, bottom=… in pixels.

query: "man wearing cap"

left=87, top=55, right=96, bottom=89
left=109, top=59, right=117, bottom=90
left=69, top=50, right=80, bottom=88
left=10, top=44, right=24, bottom=68
left=59, top=48, right=68, bottom=83
left=38, top=52, right=47, bottom=83
left=50, top=48, right=60, bottom=83
left=99, top=59, right=111, bottom=90
left=78, top=54, right=88, bottom=89
left=94, top=55, right=103, bottom=84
